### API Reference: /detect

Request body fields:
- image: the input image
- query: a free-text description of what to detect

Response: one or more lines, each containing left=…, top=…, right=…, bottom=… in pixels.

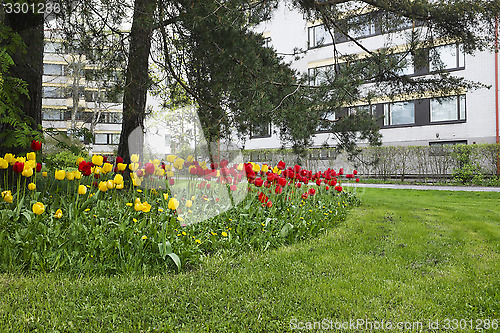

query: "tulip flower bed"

left=0, top=142, right=361, bottom=274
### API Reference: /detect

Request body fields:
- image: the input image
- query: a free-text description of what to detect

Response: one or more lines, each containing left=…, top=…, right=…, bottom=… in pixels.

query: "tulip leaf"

left=167, top=252, right=181, bottom=271
left=21, top=211, right=31, bottom=224
left=280, top=223, right=294, bottom=238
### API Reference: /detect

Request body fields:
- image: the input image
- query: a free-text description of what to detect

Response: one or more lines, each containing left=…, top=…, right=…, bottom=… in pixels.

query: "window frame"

left=383, top=100, right=416, bottom=126
left=430, top=95, right=466, bottom=123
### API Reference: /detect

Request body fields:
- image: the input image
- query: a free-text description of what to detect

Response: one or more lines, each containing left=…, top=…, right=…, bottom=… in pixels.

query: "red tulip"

left=277, top=177, right=287, bottom=187
left=316, top=179, right=322, bottom=186
left=116, top=156, right=124, bottom=164
left=13, top=161, right=24, bottom=173
left=254, top=178, right=264, bottom=187
left=220, top=159, right=229, bottom=168
left=144, top=163, right=155, bottom=175
left=301, top=193, right=308, bottom=200
left=277, top=160, right=286, bottom=170
left=275, top=185, right=283, bottom=194
left=230, top=184, right=237, bottom=191
left=295, top=182, right=302, bottom=188
left=308, top=188, right=316, bottom=196
left=169, top=178, right=175, bottom=186
left=266, top=201, right=273, bottom=208
left=36, top=162, right=42, bottom=172
left=81, top=164, right=92, bottom=176
left=326, top=185, right=330, bottom=191
left=353, top=169, right=358, bottom=175
left=335, top=185, right=343, bottom=192
left=258, top=191, right=269, bottom=203
left=356, top=178, right=360, bottom=183
left=31, top=140, right=42, bottom=151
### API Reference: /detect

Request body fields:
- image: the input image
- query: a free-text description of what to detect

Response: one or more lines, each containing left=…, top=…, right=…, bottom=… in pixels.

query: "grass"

left=1, top=188, right=500, bottom=332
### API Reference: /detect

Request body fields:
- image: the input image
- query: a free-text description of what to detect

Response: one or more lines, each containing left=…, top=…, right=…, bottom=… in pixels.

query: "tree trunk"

left=117, top=0, right=156, bottom=163
left=0, top=4, right=44, bottom=156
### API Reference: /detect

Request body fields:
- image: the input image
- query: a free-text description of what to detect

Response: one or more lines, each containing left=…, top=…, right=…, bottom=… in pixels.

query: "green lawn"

left=1, top=188, right=500, bottom=332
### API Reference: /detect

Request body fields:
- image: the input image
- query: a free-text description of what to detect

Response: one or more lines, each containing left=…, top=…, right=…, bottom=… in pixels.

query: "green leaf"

left=167, top=252, right=181, bottom=271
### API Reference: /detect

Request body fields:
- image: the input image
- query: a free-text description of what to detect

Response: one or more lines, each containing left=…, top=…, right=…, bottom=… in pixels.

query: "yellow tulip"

left=200, top=161, right=207, bottom=168
left=142, top=202, right=151, bottom=213
left=0, top=158, right=8, bottom=169
left=236, top=163, right=244, bottom=171
left=22, top=168, right=33, bottom=177
left=168, top=198, right=179, bottom=210
left=78, top=185, right=87, bottom=195
left=129, top=163, right=139, bottom=171
left=164, top=165, right=172, bottom=171
left=173, top=158, right=185, bottom=170
left=4, top=153, right=15, bottom=165
left=55, top=170, right=66, bottom=180
left=28, top=183, right=36, bottom=191
left=252, top=163, right=260, bottom=172
left=117, top=163, right=127, bottom=171
left=132, top=177, right=142, bottom=186
left=155, top=168, right=165, bottom=176
left=32, top=202, right=45, bottom=215
left=191, top=195, right=196, bottom=201
left=16, top=157, right=26, bottom=164
left=92, top=155, right=104, bottom=166
left=115, top=183, right=124, bottom=190
left=66, top=172, right=75, bottom=181
left=152, top=159, right=160, bottom=166
left=134, top=202, right=144, bottom=211
left=106, top=180, right=115, bottom=189
left=26, top=152, right=36, bottom=161
left=166, top=171, right=174, bottom=178
left=185, top=200, right=193, bottom=208
left=186, top=155, right=194, bottom=162
left=261, top=164, right=269, bottom=173
left=54, top=209, right=62, bottom=219
left=25, top=160, right=36, bottom=170
left=76, top=157, right=85, bottom=166
left=163, top=193, right=169, bottom=201
left=113, top=174, right=124, bottom=185
left=102, top=162, right=113, bottom=174
left=98, top=181, right=108, bottom=192
left=131, top=154, right=140, bottom=163
left=1, top=190, right=13, bottom=203
left=42, top=171, right=48, bottom=177
left=73, top=170, right=82, bottom=180
left=166, top=155, right=177, bottom=163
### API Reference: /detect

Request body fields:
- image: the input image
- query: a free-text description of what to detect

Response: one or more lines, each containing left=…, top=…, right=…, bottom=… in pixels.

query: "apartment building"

left=246, top=3, right=498, bottom=149
left=42, top=32, right=124, bottom=156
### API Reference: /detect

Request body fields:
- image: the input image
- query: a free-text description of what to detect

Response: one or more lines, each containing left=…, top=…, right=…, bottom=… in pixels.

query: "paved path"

left=344, top=183, right=500, bottom=192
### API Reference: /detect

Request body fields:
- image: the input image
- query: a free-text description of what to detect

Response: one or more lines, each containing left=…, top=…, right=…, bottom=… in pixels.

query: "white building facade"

left=245, top=3, right=499, bottom=149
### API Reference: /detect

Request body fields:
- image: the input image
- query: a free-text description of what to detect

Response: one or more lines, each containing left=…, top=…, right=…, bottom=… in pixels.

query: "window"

left=43, top=86, right=65, bottom=98
left=97, top=112, right=123, bottom=124
left=94, top=133, right=120, bottom=145
left=349, top=104, right=374, bottom=116
left=430, top=95, right=466, bottom=122
left=348, top=15, right=376, bottom=39
left=308, top=65, right=334, bottom=86
left=44, top=41, right=62, bottom=53
left=164, top=134, right=171, bottom=147
left=429, top=140, right=467, bottom=146
left=395, top=53, right=413, bottom=76
left=42, top=108, right=65, bottom=120
left=43, top=64, right=64, bottom=76
left=384, top=101, right=415, bottom=126
left=308, top=24, right=333, bottom=48
left=250, top=122, right=271, bottom=138
left=430, top=44, right=464, bottom=71
left=316, top=111, right=337, bottom=132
